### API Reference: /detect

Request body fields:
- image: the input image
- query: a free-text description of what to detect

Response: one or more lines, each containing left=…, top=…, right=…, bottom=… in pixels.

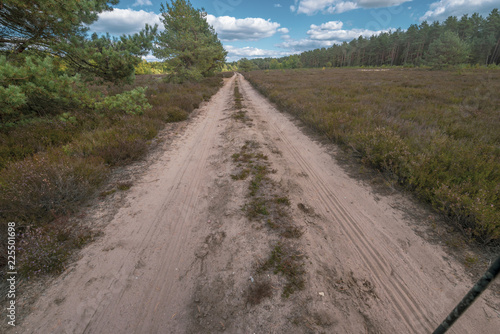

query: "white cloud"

left=278, top=27, right=290, bottom=34
left=278, top=19, right=392, bottom=52
left=326, top=1, right=358, bottom=13
left=278, top=39, right=338, bottom=51
left=310, top=21, right=344, bottom=31
left=90, top=8, right=161, bottom=35
left=420, top=0, right=497, bottom=21
left=225, top=45, right=296, bottom=61
left=274, top=4, right=283, bottom=7
left=294, top=0, right=411, bottom=15
left=143, top=54, right=161, bottom=62
left=307, top=20, right=389, bottom=40
left=133, top=0, right=152, bottom=6
left=207, top=15, right=281, bottom=41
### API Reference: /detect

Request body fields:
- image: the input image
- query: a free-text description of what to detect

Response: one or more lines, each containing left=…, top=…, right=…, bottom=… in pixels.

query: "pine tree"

left=0, top=0, right=117, bottom=53
left=153, top=0, right=227, bottom=83
left=1, top=0, right=157, bottom=84
left=425, top=31, right=470, bottom=69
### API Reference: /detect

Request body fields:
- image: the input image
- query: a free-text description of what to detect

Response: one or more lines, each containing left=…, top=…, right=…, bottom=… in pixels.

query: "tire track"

left=85, top=75, right=237, bottom=333
left=237, top=74, right=436, bottom=333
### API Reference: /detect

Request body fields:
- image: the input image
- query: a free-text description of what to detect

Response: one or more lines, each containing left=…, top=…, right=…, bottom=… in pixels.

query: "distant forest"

left=235, top=8, right=500, bottom=70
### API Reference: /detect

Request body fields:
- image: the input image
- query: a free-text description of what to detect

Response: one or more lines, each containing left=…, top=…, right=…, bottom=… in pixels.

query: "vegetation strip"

left=245, top=68, right=500, bottom=244
left=232, top=82, right=252, bottom=123
left=229, top=84, right=305, bottom=304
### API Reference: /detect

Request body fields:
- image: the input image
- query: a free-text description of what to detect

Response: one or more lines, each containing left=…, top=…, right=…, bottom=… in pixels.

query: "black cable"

left=433, top=255, right=500, bottom=334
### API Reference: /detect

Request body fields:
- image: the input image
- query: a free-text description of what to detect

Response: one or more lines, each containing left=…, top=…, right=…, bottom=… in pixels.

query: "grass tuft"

left=258, top=242, right=306, bottom=298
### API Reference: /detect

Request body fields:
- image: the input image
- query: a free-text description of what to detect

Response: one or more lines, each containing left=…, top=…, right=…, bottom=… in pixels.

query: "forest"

left=234, top=9, right=500, bottom=70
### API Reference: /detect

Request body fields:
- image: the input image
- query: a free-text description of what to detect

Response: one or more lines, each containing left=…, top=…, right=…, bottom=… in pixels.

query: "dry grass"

left=245, top=68, right=500, bottom=244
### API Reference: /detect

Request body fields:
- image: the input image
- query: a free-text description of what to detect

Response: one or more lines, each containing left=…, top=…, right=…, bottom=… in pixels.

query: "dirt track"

left=15, top=74, right=499, bottom=333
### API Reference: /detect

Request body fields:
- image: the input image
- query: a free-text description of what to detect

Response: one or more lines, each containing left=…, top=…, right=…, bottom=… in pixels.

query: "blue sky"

left=89, top=0, right=500, bottom=61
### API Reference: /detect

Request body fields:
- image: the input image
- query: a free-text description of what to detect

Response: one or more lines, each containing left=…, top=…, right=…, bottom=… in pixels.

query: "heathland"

left=245, top=68, right=500, bottom=244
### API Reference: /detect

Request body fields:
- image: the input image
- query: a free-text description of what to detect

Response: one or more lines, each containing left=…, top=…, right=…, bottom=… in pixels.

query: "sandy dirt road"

left=15, top=73, right=499, bottom=333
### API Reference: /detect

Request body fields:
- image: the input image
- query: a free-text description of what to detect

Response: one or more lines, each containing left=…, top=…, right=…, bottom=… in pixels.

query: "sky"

left=89, top=0, right=500, bottom=62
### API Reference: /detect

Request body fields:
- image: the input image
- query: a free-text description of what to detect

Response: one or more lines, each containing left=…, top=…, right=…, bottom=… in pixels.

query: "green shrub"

left=167, top=106, right=189, bottom=122
left=94, top=87, right=152, bottom=115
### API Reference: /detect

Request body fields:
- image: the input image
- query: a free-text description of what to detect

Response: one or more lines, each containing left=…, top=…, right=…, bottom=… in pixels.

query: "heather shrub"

left=17, top=219, right=94, bottom=277
left=246, top=68, right=500, bottom=243
left=0, top=119, right=78, bottom=169
left=166, top=106, right=189, bottom=122
left=0, top=152, right=108, bottom=224
left=93, top=136, right=149, bottom=166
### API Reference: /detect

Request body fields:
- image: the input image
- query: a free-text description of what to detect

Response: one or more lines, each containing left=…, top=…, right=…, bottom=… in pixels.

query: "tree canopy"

left=0, top=0, right=117, bottom=53
left=0, top=0, right=156, bottom=83
left=153, top=0, right=227, bottom=83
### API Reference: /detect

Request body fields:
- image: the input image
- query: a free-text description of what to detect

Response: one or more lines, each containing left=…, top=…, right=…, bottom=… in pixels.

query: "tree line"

left=235, top=8, right=500, bottom=71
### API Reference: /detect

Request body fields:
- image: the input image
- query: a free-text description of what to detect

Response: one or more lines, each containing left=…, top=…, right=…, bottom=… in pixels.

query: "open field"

left=245, top=68, right=500, bottom=243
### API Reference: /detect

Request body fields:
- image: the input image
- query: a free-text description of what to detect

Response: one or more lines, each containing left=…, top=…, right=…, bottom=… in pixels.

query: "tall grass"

left=245, top=68, right=500, bottom=243
left=0, top=74, right=223, bottom=276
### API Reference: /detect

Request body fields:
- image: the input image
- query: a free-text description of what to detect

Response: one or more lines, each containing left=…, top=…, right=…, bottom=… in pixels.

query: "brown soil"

left=10, top=74, right=499, bottom=333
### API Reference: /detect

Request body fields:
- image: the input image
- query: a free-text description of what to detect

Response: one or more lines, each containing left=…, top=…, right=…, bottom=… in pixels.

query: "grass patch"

left=231, top=143, right=304, bottom=239
left=245, top=68, right=500, bottom=244
left=234, top=82, right=243, bottom=109
left=258, top=242, right=306, bottom=298
left=275, top=197, right=291, bottom=206
left=231, top=168, right=251, bottom=180
left=117, top=182, right=133, bottom=191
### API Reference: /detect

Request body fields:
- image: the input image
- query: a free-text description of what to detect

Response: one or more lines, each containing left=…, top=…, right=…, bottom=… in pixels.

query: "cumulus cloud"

left=291, top=0, right=411, bottom=15
left=142, top=54, right=161, bottom=62
left=133, top=0, right=152, bottom=6
left=420, top=0, right=497, bottom=21
left=278, top=27, right=290, bottom=34
left=307, top=20, right=389, bottom=40
left=225, top=45, right=296, bottom=61
left=278, top=39, right=338, bottom=52
left=207, top=15, right=281, bottom=41
left=278, top=19, right=391, bottom=52
left=90, top=8, right=161, bottom=35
